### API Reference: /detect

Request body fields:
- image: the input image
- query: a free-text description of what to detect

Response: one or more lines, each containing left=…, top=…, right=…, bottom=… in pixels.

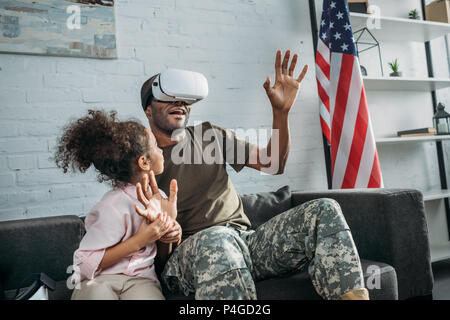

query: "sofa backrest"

left=0, top=215, right=85, bottom=300
left=240, top=185, right=292, bottom=229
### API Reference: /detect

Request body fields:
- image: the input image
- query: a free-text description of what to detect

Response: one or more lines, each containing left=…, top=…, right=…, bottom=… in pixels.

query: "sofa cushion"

left=254, top=259, right=398, bottom=300
left=240, top=185, right=292, bottom=229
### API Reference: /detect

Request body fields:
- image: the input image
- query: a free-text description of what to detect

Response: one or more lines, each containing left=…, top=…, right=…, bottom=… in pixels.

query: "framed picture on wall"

left=0, top=0, right=117, bottom=59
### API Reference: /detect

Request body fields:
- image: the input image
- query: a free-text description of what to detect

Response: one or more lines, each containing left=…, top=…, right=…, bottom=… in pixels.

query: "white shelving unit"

left=376, top=135, right=450, bottom=144
left=350, top=10, right=450, bottom=263
left=363, top=77, right=450, bottom=92
left=423, top=190, right=450, bottom=202
left=350, top=12, right=450, bottom=42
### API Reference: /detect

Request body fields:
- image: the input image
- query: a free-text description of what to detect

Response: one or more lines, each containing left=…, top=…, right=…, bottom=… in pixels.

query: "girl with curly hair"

left=55, top=109, right=181, bottom=300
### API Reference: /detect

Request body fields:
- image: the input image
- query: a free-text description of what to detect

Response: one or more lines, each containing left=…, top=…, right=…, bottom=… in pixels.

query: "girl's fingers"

left=169, top=179, right=178, bottom=203
left=160, top=230, right=181, bottom=242
left=149, top=212, right=162, bottom=226
left=136, top=183, right=149, bottom=207
left=134, top=204, right=147, bottom=218
left=156, top=212, right=169, bottom=232
left=162, top=229, right=180, bottom=239
left=164, top=214, right=171, bottom=230
left=162, top=231, right=177, bottom=239
left=143, top=174, right=152, bottom=200
left=148, top=171, right=161, bottom=197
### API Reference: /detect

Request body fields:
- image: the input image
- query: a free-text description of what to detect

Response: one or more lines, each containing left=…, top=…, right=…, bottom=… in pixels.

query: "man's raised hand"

left=263, top=50, right=308, bottom=113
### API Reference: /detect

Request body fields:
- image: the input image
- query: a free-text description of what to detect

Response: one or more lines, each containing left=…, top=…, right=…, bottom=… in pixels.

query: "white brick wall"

left=0, top=0, right=326, bottom=222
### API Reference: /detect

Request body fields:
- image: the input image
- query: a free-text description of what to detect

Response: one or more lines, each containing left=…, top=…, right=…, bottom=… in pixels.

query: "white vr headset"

left=142, top=69, right=209, bottom=110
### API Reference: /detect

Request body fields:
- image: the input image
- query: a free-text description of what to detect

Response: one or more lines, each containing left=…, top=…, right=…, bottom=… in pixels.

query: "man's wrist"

left=272, top=107, right=290, bottom=119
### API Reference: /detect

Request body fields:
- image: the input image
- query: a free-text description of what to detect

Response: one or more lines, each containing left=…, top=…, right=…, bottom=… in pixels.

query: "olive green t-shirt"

left=155, top=121, right=252, bottom=240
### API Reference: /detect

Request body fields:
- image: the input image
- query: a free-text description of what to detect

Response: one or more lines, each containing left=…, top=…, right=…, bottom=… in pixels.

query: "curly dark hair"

left=54, top=110, right=150, bottom=187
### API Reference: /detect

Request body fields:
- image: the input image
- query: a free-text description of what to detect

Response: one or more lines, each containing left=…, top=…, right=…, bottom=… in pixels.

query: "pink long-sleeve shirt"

left=73, top=184, right=166, bottom=283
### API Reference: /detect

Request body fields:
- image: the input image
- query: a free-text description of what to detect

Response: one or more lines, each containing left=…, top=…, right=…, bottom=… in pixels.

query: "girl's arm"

left=99, top=212, right=171, bottom=270
left=99, top=236, right=142, bottom=270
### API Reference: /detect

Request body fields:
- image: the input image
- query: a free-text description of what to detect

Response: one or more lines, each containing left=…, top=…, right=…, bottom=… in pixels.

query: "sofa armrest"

left=291, top=188, right=433, bottom=300
left=0, top=215, right=85, bottom=296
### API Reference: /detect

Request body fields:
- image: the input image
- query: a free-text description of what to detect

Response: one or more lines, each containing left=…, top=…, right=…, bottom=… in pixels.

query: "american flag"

left=316, top=0, right=383, bottom=189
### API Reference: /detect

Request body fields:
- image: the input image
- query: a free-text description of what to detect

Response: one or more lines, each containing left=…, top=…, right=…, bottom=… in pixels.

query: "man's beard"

left=151, top=107, right=190, bottom=135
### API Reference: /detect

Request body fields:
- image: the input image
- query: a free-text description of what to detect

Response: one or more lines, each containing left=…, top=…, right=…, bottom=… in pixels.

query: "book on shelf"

left=397, top=127, right=436, bottom=137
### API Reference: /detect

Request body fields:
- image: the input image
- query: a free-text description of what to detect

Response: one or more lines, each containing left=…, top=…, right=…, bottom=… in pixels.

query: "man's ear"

left=144, top=105, right=152, bottom=119
left=137, top=155, right=151, bottom=171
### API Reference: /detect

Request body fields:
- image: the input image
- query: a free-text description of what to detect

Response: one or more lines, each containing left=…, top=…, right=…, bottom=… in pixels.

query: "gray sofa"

left=0, top=187, right=433, bottom=300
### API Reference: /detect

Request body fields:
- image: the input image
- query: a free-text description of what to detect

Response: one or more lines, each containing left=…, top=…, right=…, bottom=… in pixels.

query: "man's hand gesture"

left=263, top=50, right=308, bottom=114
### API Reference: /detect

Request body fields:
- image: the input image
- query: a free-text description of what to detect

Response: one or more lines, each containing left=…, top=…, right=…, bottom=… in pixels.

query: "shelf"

left=363, top=77, right=450, bottom=91
left=422, top=190, right=450, bottom=201
left=350, top=12, right=450, bottom=42
left=430, top=243, right=450, bottom=263
left=376, top=135, right=450, bottom=144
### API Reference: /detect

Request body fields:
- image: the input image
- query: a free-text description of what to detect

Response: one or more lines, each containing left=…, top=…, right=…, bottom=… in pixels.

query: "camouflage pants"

left=161, top=198, right=365, bottom=300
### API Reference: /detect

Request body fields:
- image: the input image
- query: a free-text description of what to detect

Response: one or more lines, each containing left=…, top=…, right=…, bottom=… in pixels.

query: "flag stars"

left=333, top=32, right=342, bottom=40
left=319, top=2, right=356, bottom=55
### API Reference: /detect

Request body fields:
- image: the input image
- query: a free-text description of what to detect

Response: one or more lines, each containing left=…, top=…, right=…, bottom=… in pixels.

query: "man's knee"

left=312, top=198, right=349, bottom=236
left=291, top=198, right=348, bottom=233
left=194, top=226, right=252, bottom=277
left=316, top=198, right=343, bottom=217
left=196, top=225, right=236, bottom=242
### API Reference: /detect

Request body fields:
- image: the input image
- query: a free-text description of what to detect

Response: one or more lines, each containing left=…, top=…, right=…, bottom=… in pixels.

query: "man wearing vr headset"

left=139, top=50, right=368, bottom=300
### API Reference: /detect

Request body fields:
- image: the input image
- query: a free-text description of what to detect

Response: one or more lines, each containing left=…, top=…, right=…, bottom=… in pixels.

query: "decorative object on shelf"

left=353, top=27, right=384, bottom=76
left=0, top=1, right=117, bottom=59
left=348, top=0, right=369, bottom=13
left=360, top=65, right=368, bottom=76
left=388, top=58, right=402, bottom=77
left=425, top=0, right=450, bottom=24
left=408, top=9, right=421, bottom=20
left=433, top=103, right=450, bottom=135
left=397, top=127, right=436, bottom=137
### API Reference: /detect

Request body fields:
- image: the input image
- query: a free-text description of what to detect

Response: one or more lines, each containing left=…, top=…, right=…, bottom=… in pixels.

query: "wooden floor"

left=432, top=259, right=450, bottom=300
